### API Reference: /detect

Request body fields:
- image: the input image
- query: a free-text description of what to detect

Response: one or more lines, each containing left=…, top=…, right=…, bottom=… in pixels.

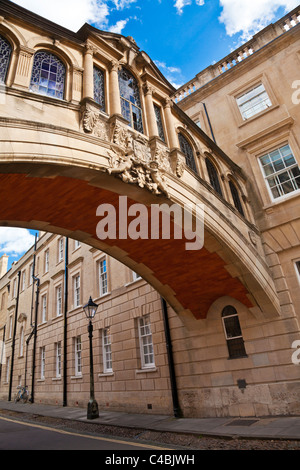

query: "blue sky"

left=11, top=0, right=300, bottom=87
left=0, top=0, right=299, bottom=271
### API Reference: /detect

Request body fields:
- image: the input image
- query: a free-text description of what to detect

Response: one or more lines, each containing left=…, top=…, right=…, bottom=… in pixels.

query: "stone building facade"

left=0, top=1, right=299, bottom=418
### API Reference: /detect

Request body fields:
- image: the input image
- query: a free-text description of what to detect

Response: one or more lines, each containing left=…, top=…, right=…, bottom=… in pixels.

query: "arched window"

left=30, top=51, right=66, bottom=100
left=229, top=180, right=245, bottom=216
left=0, top=34, right=12, bottom=84
left=93, top=65, right=105, bottom=111
left=222, top=306, right=247, bottom=359
left=205, top=158, right=223, bottom=197
left=178, top=133, right=197, bottom=173
left=118, top=67, right=144, bottom=133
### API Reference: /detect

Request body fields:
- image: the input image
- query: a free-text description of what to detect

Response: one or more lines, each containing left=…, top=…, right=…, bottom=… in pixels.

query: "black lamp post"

left=83, top=296, right=99, bottom=420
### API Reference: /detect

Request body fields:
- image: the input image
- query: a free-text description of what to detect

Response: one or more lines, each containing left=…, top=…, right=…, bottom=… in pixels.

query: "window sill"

left=71, top=374, right=82, bottom=380
left=98, top=372, right=114, bottom=377
left=263, top=188, right=300, bottom=210
left=52, top=377, right=62, bottom=381
left=135, top=367, right=157, bottom=374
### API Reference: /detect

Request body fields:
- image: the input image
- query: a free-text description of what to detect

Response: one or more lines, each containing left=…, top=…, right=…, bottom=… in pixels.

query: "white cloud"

left=154, top=60, right=181, bottom=74
left=174, top=0, right=204, bottom=14
left=174, top=0, right=192, bottom=15
left=0, top=228, right=35, bottom=257
left=112, top=0, right=137, bottom=9
left=12, top=0, right=111, bottom=31
left=109, top=19, right=129, bottom=34
left=219, top=0, right=300, bottom=40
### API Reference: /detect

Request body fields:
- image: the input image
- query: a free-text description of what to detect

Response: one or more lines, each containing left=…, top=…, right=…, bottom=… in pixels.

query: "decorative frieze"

left=81, top=101, right=109, bottom=140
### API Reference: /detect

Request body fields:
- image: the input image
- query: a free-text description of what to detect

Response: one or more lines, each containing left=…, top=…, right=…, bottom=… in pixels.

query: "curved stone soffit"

left=0, top=170, right=279, bottom=321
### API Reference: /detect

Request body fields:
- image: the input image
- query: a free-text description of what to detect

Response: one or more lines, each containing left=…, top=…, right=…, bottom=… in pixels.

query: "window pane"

left=237, top=84, right=271, bottom=120
left=93, top=66, right=105, bottom=111
left=205, top=158, right=223, bottom=196
left=30, top=51, right=65, bottom=100
left=0, top=35, right=12, bottom=84
left=154, top=104, right=165, bottom=142
left=223, top=316, right=242, bottom=338
left=259, top=145, right=300, bottom=199
left=227, top=338, right=246, bottom=359
left=118, top=67, right=144, bottom=133
left=178, top=133, right=197, bottom=173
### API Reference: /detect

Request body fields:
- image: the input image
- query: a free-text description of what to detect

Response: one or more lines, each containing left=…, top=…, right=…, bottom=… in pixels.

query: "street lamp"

left=83, top=296, right=99, bottom=420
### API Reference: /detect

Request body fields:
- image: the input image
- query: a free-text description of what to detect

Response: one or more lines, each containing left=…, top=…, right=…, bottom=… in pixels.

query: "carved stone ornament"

left=107, top=126, right=169, bottom=197
left=176, top=153, right=186, bottom=177
left=81, top=103, right=109, bottom=140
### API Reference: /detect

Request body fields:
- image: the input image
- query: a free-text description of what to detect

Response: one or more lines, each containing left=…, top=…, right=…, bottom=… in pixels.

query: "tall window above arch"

left=0, top=35, right=12, bottom=84
left=205, top=158, right=223, bottom=197
left=93, top=65, right=105, bottom=111
left=30, top=51, right=65, bottom=100
left=229, top=180, right=245, bottom=216
left=118, top=67, right=144, bottom=133
left=178, top=133, right=197, bottom=173
left=222, top=306, right=247, bottom=359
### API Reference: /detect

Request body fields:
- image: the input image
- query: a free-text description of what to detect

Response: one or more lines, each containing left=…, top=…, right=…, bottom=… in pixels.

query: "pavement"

left=1, top=399, right=300, bottom=441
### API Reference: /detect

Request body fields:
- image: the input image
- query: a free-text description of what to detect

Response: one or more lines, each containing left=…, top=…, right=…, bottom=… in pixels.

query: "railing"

left=173, top=6, right=300, bottom=103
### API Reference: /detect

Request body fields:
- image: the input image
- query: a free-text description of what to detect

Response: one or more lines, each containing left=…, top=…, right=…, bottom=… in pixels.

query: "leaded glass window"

left=222, top=306, right=247, bottom=359
left=178, top=133, right=197, bottom=173
left=229, top=181, right=245, bottom=216
left=205, top=158, right=223, bottom=197
left=93, top=65, right=105, bottom=111
left=0, top=35, right=12, bottom=84
left=154, top=104, right=165, bottom=141
left=30, top=51, right=65, bottom=100
left=118, top=67, right=144, bottom=133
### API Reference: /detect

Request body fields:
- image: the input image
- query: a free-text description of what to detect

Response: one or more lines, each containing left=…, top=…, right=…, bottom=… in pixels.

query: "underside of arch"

left=0, top=170, right=259, bottom=320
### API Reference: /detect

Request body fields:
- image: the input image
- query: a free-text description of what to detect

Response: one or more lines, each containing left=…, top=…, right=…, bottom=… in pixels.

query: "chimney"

left=0, top=254, right=8, bottom=278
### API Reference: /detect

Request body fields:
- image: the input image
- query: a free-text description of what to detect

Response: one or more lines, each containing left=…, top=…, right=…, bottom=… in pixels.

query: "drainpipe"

left=202, top=102, right=216, bottom=144
left=160, top=297, right=181, bottom=418
left=30, top=235, right=38, bottom=326
left=0, top=325, right=6, bottom=383
left=30, top=275, right=40, bottom=404
left=63, top=237, right=68, bottom=407
left=8, top=270, right=21, bottom=401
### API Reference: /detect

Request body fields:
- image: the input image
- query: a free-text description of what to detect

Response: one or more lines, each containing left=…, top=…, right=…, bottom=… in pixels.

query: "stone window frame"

left=227, top=176, right=246, bottom=217
left=257, top=142, right=300, bottom=202
left=237, top=120, right=300, bottom=208
left=101, top=327, right=113, bottom=374
left=93, top=63, right=106, bottom=112
left=138, top=314, right=155, bottom=370
left=204, top=155, right=224, bottom=197
left=55, top=340, right=62, bottom=379
left=221, top=305, right=247, bottom=360
left=227, top=72, right=279, bottom=128
left=177, top=129, right=198, bottom=174
left=118, top=66, right=145, bottom=134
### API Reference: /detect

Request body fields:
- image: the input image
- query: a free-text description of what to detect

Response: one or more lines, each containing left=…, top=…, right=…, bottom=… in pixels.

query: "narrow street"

left=0, top=415, right=174, bottom=451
